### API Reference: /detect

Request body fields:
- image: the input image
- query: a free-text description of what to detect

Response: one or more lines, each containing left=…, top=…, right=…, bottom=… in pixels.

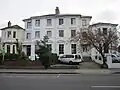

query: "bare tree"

left=73, top=27, right=118, bottom=68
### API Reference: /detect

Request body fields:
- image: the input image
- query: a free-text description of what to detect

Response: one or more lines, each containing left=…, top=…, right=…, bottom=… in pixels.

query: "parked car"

left=105, top=54, right=120, bottom=63
left=58, top=54, right=83, bottom=64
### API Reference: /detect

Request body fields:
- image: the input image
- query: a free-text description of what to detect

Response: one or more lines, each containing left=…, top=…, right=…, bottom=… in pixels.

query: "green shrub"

left=40, top=55, right=50, bottom=69
left=49, top=53, right=58, bottom=65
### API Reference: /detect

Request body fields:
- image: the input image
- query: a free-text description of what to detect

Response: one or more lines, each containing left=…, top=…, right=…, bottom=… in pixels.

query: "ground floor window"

left=13, top=45, right=15, bottom=54
left=59, top=44, right=64, bottom=54
left=7, top=45, right=10, bottom=53
left=71, top=44, right=76, bottom=54
left=26, top=45, right=31, bottom=56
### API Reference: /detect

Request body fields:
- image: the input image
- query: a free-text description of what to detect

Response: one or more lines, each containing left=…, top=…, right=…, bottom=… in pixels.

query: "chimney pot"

left=55, top=7, right=60, bottom=15
left=8, top=21, right=11, bottom=27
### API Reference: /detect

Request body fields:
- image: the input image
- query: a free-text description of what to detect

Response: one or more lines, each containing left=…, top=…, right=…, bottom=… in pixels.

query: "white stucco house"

left=1, top=7, right=119, bottom=62
left=22, top=7, right=92, bottom=60
left=0, top=21, right=25, bottom=54
left=89, top=22, right=118, bottom=64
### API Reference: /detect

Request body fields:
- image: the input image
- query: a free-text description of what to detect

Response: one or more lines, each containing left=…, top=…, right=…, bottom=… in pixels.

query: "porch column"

left=31, top=44, right=35, bottom=60
left=10, top=45, right=13, bottom=53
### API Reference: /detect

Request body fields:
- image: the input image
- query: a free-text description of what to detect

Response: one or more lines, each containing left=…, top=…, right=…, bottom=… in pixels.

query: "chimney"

left=55, top=7, right=60, bottom=15
left=8, top=21, right=11, bottom=27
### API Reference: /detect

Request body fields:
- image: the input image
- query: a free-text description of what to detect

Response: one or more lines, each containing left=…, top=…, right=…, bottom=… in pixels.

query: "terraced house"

left=0, top=7, right=119, bottom=61
left=22, top=7, right=92, bottom=60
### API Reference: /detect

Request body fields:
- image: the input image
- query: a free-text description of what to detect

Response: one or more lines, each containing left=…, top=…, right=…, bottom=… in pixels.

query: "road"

left=0, top=74, right=120, bottom=90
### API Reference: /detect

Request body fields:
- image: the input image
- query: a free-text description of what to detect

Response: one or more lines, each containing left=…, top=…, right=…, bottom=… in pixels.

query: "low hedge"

left=39, top=53, right=58, bottom=69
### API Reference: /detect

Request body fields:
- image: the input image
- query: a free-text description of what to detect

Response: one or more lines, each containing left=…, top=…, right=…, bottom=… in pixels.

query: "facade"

left=0, top=7, right=119, bottom=61
left=89, top=22, right=118, bottom=63
left=23, top=7, right=92, bottom=60
left=0, top=21, right=25, bottom=54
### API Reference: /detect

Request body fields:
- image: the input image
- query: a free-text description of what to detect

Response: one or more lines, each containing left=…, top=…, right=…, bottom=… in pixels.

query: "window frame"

left=26, top=33, right=31, bottom=40
left=7, top=31, right=11, bottom=38
left=7, top=45, right=10, bottom=53
left=35, top=31, right=40, bottom=38
left=71, top=18, right=76, bottom=25
left=27, top=22, right=32, bottom=29
left=35, top=20, right=40, bottom=27
left=47, top=31, right=52, bottom=37
left=59, top=19, right=64, bottom=25
left=71, top=30, right=76, bottom=37
left=59, top=44, right=64, bottom=54
left=47, top=19, right=52, bottom=26
left=59, top=30, right=64, bottom=37
left=13, top=31, right=16, bottom=38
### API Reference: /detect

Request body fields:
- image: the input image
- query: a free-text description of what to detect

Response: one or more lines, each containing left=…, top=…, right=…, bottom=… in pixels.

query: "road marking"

left=91, top=86, right=120, bottom=88
left=57, top=74, right=61, bottom=78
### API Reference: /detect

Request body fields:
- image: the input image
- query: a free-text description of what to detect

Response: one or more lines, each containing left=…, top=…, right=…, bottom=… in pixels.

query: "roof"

left=90, top=22, right=118, bottom=27
left=23, top=14, right=92, bottom=21
left=0, top=25, right=25, bottom=30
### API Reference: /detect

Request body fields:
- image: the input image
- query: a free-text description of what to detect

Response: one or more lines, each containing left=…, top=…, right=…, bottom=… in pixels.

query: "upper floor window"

left=7, top=31, right=11, bottom=38
left=27, top=22, right=32, bottom=29
left=71, top=18, right=76, bottom=25
left=82, top=19, right=87, bottom=26
left=47, top=19, right=52, bottom=26
left=59, top=19, right=64, bottom=25
left=35, top=20, right=40, bottom=27
left=103, top=28, right=107, bottom=35
left=35, top=31, right=40, bottom=38
left=47, top=31, right=52, bottom=37
left=26, top=33, right=31, bottom=40
left=13, top=31, right=16, bottom=38
left=59, top=30, right=64, bottom=37
left=71, top=30, right=76, bottom=37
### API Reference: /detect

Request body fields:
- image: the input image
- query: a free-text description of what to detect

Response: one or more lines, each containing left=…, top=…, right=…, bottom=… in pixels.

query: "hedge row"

left=39, top=53, right=58, bottom=69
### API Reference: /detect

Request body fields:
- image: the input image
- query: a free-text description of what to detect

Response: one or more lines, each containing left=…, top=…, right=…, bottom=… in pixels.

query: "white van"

left=58, top=54, right=83, bottom=64
left=105, top=54, right=120, bottom=63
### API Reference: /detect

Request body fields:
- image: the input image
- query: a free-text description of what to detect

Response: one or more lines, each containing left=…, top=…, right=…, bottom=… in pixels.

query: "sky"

left=0, top=0, right=120, bottom=29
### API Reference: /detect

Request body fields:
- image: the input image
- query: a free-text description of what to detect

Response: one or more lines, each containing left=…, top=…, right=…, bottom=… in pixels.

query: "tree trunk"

left=101, top=54, right=108, bottom=69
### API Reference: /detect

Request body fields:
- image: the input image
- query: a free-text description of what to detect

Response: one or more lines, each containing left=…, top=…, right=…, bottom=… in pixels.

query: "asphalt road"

left=0, top=74, right=120, bottom=90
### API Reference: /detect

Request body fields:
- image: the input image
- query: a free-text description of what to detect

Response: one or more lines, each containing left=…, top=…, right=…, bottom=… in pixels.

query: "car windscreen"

left=75, top=55, right=81, bottom=59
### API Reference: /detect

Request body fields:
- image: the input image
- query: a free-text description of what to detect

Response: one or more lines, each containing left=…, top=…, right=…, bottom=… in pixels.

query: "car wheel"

left=69, top=61, right=73, bottom=65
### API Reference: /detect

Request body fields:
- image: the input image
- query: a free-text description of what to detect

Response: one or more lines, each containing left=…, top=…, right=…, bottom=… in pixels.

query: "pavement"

left=0, top=69, right=120, bottom=74
left=0, top=74, right=120, bottom=90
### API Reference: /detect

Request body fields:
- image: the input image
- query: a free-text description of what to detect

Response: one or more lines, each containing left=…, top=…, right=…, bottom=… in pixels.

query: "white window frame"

left=26, top=33, right=31, bottom=40
left=59, top=30, right=64, bottom=37
left=71, top=18, right=76, bottom=25
left=47, top=19, right=52, bottom=26
left=47, top=31, right=52, bottom=37
left=35, top=31, right=40, bottom=38
left=59, top=19, right=64, bottom=25
left=27, top=22, right=32, bottom=29
left=35, top=20, right=40, bottom=27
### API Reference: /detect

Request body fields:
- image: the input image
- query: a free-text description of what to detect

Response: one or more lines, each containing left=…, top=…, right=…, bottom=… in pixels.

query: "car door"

left=75, top=55, right=81, bottom=62
left=60, top=55, right=66, bottom=63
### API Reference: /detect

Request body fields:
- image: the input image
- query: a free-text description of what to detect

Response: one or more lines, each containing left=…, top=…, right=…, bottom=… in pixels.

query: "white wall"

left=23, top=15, right=91, bottom=60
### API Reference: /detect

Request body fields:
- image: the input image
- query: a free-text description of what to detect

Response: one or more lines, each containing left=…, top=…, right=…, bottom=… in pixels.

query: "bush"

left=49, top=53, right=58, bottom=65
left=40, top=55, right=50, bottom=69
left=39, top=53, right=58, bottom=69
